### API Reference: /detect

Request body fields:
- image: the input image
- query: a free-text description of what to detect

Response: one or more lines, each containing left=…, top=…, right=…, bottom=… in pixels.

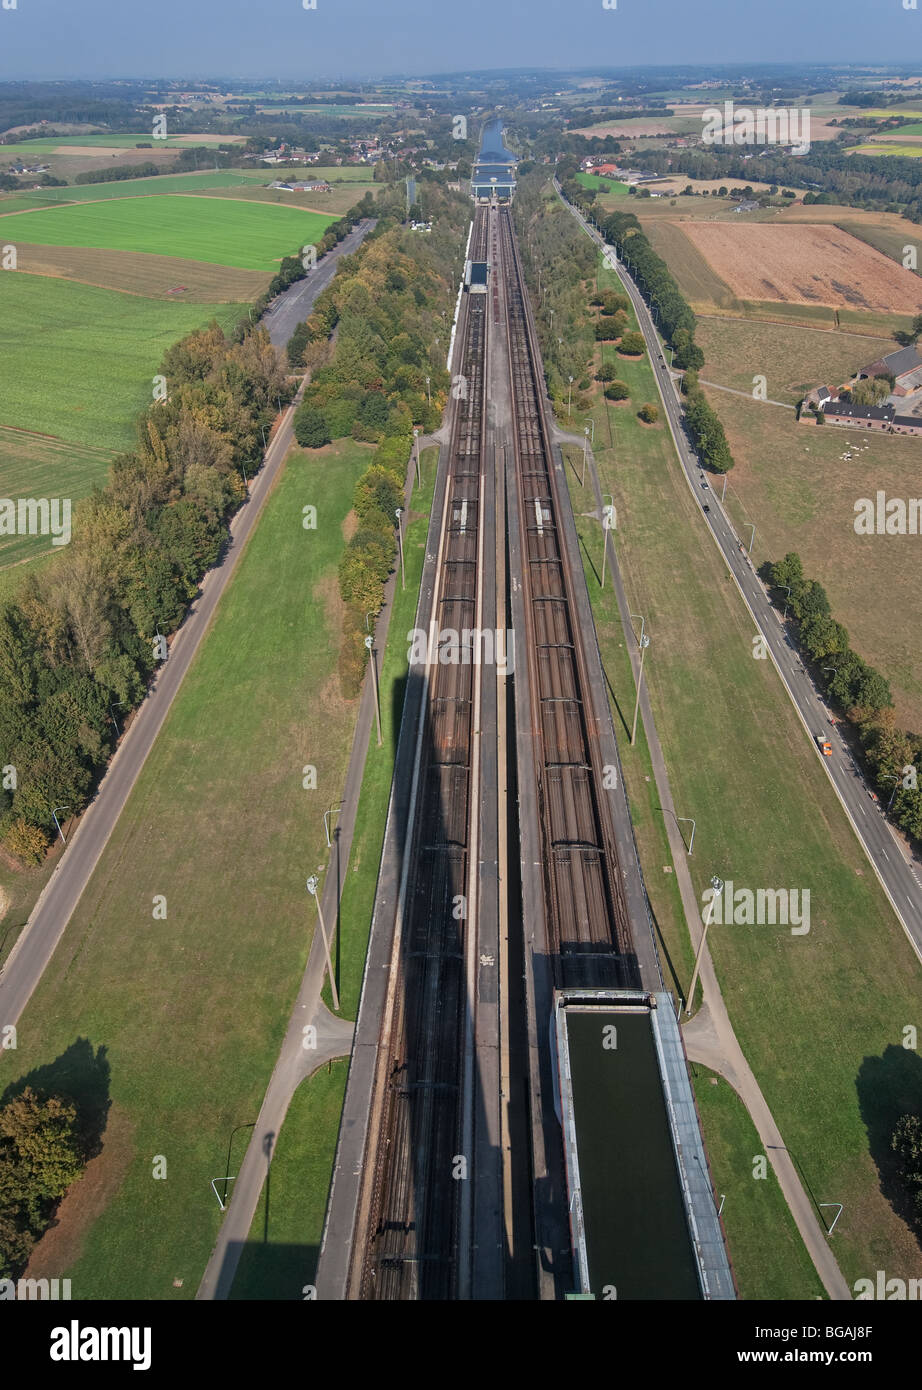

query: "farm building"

left=890, top=414, right=922, bottom=436
left=822, top=401, right=895, bottom=431
left=858, top=346, right=922, bottom=398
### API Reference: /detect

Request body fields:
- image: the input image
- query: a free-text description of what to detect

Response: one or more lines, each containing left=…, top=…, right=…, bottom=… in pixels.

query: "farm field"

left=695, top=317, right=893, bottom=403
left=5, top=242, right=269, bottom=300
left=551, top=251, right=922, bottom=1289
left=196, top=183, right=375, bottom=216
left=0, top=170, right=276, bottom=210
left=700, top=380, right=922, bottom=732
left=680, top=222, right=922, bottom=313
left=0, top=427, right=115, bottom=569
left=2, top=133, right=247, bottom=152
left=4, top=439, right=371, bottom=1300
left=0, top=196, right=336, bottom=271
left=575, top=172, right=629, bottom=195
left=847, top=142, right=922, bottom=157
left=0, top=272, right=244, bottom=450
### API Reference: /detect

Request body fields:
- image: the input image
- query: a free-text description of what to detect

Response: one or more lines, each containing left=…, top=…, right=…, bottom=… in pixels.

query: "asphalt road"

left=0, top=384, right=307, bottom=1040
left=558, top=182, right=922, bottom=964
left=262, top=218, right=375, bottom=349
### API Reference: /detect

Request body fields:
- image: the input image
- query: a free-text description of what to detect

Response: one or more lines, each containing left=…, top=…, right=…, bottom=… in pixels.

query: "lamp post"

left=582, top=426, right=589, bottom=487
left=395, top=508, right=405, bottom=590
left=780, top=584, right=792, bottom=621
left=686, top=875, right=724, bottom=1015
left=324, top=801, right=343, bottom=848
left=600, top=494, right=614, bottom=589
left=109, top=702, right=125, bottom=738
left=568, top=375, right=574, bottom=418
left=886, top=773, right=902, bottom=813
left=52, top=806, right=70, bottom=846
left=746, top=523, right=756, bottom=555
left=413, top=427, right=421, bottom=487
left=630, top=634, right=650, bottom=747
left=306, top=874, right=339, bottom=1012
left=425, top=375, right=431, bottom=407
left=675, top=815, right=696, bottom=854
left=366, top=635, right=383, bottom=747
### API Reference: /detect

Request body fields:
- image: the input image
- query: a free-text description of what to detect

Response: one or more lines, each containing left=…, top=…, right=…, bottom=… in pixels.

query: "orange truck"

left=816, top=733, right=832, bottom=756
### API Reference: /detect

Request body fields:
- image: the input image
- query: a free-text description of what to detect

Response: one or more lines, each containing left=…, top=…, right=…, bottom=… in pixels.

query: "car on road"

left=703, top=504, right=710, bottom=513
left=701, top=481, right=709, bottom=489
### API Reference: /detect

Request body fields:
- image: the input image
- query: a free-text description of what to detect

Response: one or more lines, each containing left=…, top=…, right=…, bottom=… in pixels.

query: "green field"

left=229, top=1061, right=349, bottom=1299
left=0, top=170, right=274, bottom=212
left=1, top=196, right=335, bottom=271
left=576, top=172, right=629, bottom=195
left=0, top=272, right=244, bottom=451
left=548, top=244, right=922, bottom=1289
left=848, top=143, right=922, bottom=158
left=2, top=439, right=372, bottom=1299
left=0, top=428, right=115, bottom=569
left=3, top=134, right=244, bottom=152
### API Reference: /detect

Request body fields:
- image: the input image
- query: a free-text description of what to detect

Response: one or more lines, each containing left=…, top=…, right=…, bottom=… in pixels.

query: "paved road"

left=0, top=385, right=308, bottom=1042
left=557, top=182, right=922, bottom=966
left=262, top=219, right=375, bottom=349
left=555, top=424, right=850, bottom=1300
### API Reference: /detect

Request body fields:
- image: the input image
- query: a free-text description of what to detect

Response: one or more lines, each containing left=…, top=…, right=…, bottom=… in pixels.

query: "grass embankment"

left=550, top=248, right=922, bottom=1291
left=691, top=1065, right=826, bottom=1300
left=227, top=447, right=439, bottom=1293
left=1, top=439, right=373, bottom=1299
left=229, top=1060, right=349, bottom=1299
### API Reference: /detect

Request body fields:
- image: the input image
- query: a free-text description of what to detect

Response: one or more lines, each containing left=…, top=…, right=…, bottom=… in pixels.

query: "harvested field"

left=681, top=222, right=922, bottom=313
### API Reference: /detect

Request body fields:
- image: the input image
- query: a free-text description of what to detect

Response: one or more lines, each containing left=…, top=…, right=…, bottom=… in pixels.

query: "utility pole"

left=395, top=508, right=405, bottom=590
left=600, top=494, right=614, bottom=589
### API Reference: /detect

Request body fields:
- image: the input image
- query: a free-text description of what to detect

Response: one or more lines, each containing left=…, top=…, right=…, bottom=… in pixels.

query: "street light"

left=886, top=773, right=902, bottom=813
left=425, top=375, right=431, bottom=407
left=567, top=375, right=574, bottom=418
left=413, top=427, right=421, bottom=487
left=365, top=635, right=383, bottom=747
left=600, top=494, right=615, bottom=589
left=582, top=426, right=590, bottom=487
left=675, top=816, right=696, bottom=854
left=52, top=806, right=70, bottom=846
left=306, top=874, right=339, bottom=1012
left=110, top=702, right=125, bottom=738
left=324, top=801, right=343, bottom=848
left=395, top=508, right=405, bottom=590
left=746, top=523, right=756, bottom=555
left=686, top=875, right=724, bottom=1015
left=630, top=634, right=650, bottom=747
left=780, top=584, right=792, bottom=621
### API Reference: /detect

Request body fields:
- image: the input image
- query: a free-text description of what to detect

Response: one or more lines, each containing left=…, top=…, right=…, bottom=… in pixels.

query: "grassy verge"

left=547, top=246, right=922, bottom=1288
left=691, top=1064, right=826, bottom=1300
left=229, top=1059, right=349, bottom=1299
left=323, top=445, right=438, bottom=1017
left=1, top=439, right=372, bottom=1299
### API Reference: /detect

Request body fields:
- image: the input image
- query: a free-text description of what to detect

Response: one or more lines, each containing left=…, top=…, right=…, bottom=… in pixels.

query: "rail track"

left=351, top=208, right=491, bottom=1299
left=498, top=205, right=640, bottom=989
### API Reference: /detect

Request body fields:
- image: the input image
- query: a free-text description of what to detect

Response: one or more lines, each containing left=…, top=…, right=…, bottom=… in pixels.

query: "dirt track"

left=682, top=222, right=922, bottom=312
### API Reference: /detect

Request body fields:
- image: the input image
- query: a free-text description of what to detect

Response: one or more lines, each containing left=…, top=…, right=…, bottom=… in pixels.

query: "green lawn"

left=0, top=272, right=244, bottom=451
left=691, top=1066, right=826, bottom=1300
left=1, top=439, right=373, bottom=1299
left=544, top=244, right=922, bottom=1289
left=0, top=196, right=335, bottom=271
left=576, top=172, right=629, bottom=195
left=229, top=1061, right=349, bottom=1299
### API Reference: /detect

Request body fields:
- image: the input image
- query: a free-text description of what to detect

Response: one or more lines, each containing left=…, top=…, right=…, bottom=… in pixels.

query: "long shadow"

left=856, top=1044, right=922, bottom=1250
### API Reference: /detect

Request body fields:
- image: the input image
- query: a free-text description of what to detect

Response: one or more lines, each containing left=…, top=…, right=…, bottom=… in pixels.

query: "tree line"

left=0, top=322, right=291, bottom=864
left=286, top=182, right=471, bottom=695
left=766, top=552, right=922, bottom=842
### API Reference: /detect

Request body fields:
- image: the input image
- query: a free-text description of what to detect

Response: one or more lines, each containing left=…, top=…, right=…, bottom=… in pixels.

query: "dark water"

left=566, top=1010, right=701, bottom=1299
left=478, top=118, right=516, bottom=164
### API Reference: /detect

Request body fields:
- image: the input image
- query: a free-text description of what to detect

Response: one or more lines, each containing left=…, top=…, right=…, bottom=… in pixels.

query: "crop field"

left=681, top=222, right=922, bottom=313
left=644, top=219, right=738, bottom=310
left=702, top=382, right=922, bottom=732
left=0, top=272, right=244, bottom=450
left=0, top=170, right=276, bottom=210
left=0, top=196, right=336, bottom=271
left=575, top=172, right=629, bottom=195
left=847, top=142, right=922, bottom=158
left=3, top=133, right=247, bottom=152
left=4, top=440, right=372, bottom=1299
left=0, top=427, right=115, bottom=569
left=196, top=183, right=376, bottom=217
left=5, top=242, right=269, bottom=301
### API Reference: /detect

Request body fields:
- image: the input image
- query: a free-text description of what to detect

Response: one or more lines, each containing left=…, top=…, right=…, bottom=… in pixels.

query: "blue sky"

left=0, top=0, right=919, bottom=80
